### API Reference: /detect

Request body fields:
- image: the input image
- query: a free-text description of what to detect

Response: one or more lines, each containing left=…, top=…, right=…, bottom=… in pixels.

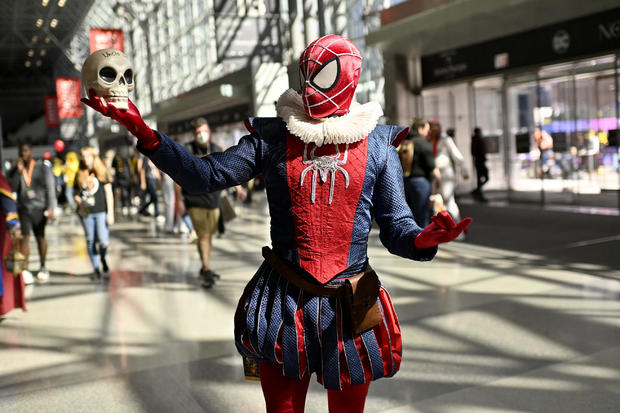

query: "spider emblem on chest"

left=299, top=143, right=350, bottom=204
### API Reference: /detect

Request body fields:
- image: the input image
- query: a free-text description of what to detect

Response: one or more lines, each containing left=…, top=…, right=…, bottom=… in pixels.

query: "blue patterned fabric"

left=0, top=190, right=19, bottom=297
left=142, top=118, right=438, bottom=389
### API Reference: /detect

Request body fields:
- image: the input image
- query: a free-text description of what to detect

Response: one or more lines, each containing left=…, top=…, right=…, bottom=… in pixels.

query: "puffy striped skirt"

left=234, top=261, right=402, bottom=390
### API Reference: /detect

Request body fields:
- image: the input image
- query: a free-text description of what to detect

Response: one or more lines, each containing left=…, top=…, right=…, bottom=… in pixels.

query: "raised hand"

left=81, top=90, right=160, bottom=150
left=414, top=211, right=472, bottom=249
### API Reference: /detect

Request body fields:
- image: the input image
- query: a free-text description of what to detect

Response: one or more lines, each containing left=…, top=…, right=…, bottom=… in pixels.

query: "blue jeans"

left=65, top=185, right=75, bottom=208
left=81, top=212, right=109, bottom=271
left=404, top=176, right=431, bottom=228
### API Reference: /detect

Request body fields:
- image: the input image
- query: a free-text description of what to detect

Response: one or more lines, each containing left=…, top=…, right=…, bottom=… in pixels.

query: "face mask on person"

left=196, top=131, right=210, bottom=145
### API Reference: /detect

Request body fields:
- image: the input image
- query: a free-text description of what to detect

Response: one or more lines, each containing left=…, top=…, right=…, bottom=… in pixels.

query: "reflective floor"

left=1, top=193, right=619, bottom=412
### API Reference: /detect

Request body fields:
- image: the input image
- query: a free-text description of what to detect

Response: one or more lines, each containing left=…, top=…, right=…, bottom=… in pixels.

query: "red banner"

left=90, top=28, right=124, bottom=53
left=56, top=77, right=83, bottom=119
left=44, top=95, right=60, bottom=127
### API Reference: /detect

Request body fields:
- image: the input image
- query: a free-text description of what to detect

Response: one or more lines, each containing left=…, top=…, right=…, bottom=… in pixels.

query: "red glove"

left=414, top=211, right=472, bottom=249
left=81, top=89, right=160, bottom=150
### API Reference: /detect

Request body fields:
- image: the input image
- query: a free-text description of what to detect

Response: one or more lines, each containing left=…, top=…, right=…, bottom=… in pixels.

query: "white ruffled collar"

left=276, top=89, right=383, bottom=147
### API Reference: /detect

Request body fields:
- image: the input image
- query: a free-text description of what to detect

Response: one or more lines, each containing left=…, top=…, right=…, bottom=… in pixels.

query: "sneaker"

left=200, top=268, right=215, bottom=289
left=22, top=270, right=34, bottom=285
left=37, top=268, right=50, bottom=283
left=210, top=270, right=221, bottom=280
left=101, top=258, right=109, bottom=273
left=90, top=268, right=101, bottom=281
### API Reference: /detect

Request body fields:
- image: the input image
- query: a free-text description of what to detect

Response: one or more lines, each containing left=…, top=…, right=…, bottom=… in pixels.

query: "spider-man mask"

left=299, top=35, right=362, bottom=119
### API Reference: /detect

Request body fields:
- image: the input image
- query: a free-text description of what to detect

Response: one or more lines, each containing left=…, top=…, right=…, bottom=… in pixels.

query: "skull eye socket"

left=310, top=57, right=340, bottom=92
left=124, top=69, right=133, bottom=84
left=99, top=67, right=117, bottom=83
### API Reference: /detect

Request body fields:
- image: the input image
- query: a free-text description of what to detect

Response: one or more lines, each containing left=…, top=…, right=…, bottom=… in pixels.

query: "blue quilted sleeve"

left=0, top=189, right=19, bottom=230
left=143, top=130, right=262, bottom=195
left=371, top=130, right=437, bottom=261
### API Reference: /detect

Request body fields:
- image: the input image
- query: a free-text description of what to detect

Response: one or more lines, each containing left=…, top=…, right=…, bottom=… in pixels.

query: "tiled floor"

left=1, top=194, right=619, bottom=412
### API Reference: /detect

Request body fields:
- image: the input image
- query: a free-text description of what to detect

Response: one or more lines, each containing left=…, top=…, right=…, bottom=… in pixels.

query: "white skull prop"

left=81, top=49, right=134, bottom=110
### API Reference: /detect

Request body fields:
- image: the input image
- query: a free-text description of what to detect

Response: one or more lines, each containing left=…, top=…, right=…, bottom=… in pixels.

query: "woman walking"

left=74, top=147, right=114, bottom=279
left=427, top=121, right=469, bottom=223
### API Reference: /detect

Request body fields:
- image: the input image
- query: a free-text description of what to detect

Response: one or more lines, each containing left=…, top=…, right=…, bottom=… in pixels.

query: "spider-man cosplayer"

left=83, top=35, right=471, bottom=413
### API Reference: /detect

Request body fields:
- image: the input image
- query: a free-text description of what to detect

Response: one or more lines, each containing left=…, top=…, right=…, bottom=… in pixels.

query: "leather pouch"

left=343, top=269, right=381, bottom=335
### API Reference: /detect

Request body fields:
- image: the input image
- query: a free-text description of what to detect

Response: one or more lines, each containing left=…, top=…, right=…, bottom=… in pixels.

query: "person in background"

left=7, top=142, right=56, bottom=284
left=427, top=121, right=468, bottom=223
left=51, top=155, right=65, bottom=207
left=129, top=148, right=141, bottom=214
left=160, top=172, right=176, bottom=234
left=181, top=117, right=224, bottom=288
left=64, top=151, right=79, bottom=211
left=174, top=182, right=197, bottom=241
left=0, top=170, right=25, bottom=316
left=74, top=147, right=114, bottom=280
left=470, top=127, right=489, bottom=202
left=111, top=150, right=133, bottom=216
left=137, top=155, right=161, bottom=218
left=534, top=127, right=553, bottom=178
left=400, top=117, right=440, bottom=227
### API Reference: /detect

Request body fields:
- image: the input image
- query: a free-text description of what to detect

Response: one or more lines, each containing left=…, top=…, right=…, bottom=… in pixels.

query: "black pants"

left=475, top=163, right=489, bottom=193
left=138, top=178, right=159, bottom=216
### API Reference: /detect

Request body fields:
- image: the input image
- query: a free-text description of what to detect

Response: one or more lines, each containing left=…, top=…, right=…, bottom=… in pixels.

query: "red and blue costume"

left=0, top=172, right=24, bottom=316
left=83, top=34, right=470, bottom=412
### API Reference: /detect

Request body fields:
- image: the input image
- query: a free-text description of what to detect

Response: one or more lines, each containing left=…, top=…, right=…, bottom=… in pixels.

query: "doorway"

left=506, top=55, right=620, bottom=205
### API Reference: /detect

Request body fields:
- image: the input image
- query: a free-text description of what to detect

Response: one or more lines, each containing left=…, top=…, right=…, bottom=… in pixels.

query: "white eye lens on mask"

left=196, top=132, right=210, bottom=144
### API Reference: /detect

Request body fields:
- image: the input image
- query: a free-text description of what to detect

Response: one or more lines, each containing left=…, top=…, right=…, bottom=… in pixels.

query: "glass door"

left=506, top=55, right=619, bottom=205
left=473, top=76, right=505, bottom=191
left=506, top=73, right=540, bottom=200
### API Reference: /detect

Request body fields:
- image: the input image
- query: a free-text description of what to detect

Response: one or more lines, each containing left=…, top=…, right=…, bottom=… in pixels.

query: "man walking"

left=182, top=118, right=224, bottom=288
left=470, top=127, right=489, bottom=202
left=8, top=142, right=56, bottom=283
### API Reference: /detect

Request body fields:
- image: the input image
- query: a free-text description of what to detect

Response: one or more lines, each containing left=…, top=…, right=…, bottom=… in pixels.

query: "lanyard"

left=22, top=160, right=35, bottom=188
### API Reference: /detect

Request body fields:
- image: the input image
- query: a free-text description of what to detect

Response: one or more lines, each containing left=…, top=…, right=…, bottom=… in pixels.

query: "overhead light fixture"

left=50, top=18, right=58, bottom=28
left=25, top=61, right=32, bottom=67
left=58, top=0, right=66, bottom=7
left=27, top=49, right=34, bottom=57
left=40, top=49, right=46, bottom=56
left=36, top=60, right=42, bottom=67
left=32, top=35, right=38, bottom=42
left=42, top=0, right=49, bottom=6
left=36, top=18, right=43, bottom=27
left=44, top=36, right=51, bottom=43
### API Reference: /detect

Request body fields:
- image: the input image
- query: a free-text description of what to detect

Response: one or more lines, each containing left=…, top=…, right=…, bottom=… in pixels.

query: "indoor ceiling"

left=0, top=0, right=94, bottom=136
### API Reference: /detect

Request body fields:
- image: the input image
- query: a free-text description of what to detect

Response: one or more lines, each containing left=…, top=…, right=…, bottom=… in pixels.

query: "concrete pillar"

left=302, top=0, right=319, bottom=45
left=383, top=52, right=415, bottom=126
left=287, top=0, right=305, bottom=58
left=252, top=62, right=289, bottom=117
left=317, top=0, right=328, bottom=36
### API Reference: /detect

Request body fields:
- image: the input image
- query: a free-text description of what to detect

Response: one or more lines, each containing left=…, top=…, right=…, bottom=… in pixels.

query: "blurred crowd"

left=0, top=116, right=255, bottom=316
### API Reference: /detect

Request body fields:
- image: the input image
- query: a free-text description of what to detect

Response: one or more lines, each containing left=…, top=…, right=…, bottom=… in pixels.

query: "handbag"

left=219, top=194, right=236, bottom=223
left=343, top=269, right=381, bottom=335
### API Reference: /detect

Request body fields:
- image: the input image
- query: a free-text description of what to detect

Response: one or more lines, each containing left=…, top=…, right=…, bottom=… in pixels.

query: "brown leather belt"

left=262, top=246, right=347, bottom=297
left=262, top=246, right=382, bottom=335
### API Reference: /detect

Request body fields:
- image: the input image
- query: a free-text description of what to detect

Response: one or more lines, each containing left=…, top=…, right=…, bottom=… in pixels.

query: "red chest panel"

left=286, top=133, right=368, bottom=283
